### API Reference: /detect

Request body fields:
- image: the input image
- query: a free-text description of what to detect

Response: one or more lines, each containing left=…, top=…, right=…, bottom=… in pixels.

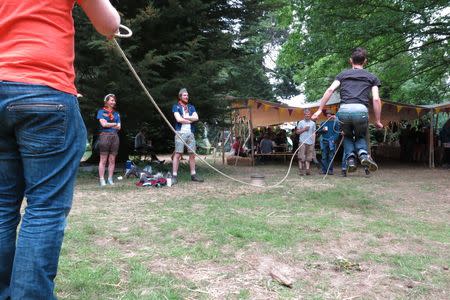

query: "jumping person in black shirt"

left=312, top=47, right=383, bottom=173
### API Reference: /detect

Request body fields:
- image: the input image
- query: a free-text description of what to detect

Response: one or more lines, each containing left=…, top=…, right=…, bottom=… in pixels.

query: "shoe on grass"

left=341, top=170, right=347, bottom=177
left=107, top=178, right=114, bottom=185
left=191, top=174, right=204, bottom=182
left=171, top=176, right=178, bottom=185
left=99, top=178, right=106, bottom=187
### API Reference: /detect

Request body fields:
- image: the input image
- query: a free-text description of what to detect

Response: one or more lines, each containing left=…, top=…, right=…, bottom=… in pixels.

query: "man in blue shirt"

left=319, top=109, right=340, bottom=175
left=171, top=88, right=204, bottom=184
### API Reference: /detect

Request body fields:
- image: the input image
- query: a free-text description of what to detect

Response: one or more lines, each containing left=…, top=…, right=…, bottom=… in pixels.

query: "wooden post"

left=248, top=104, right=255, bottom=166
left=429, top=109, right=435, bottom=168
left=367, top=125, right=372, bottom=155
left=222, top=128, right=225, bottom=165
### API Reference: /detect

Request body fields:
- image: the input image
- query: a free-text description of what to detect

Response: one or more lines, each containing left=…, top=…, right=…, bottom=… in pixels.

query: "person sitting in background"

left=259, top=134, right=273, bottom=162
left=134, top=127, right=164, bottom=163
left=290, top=128, right=299, bottom=153
left=231, top=136, right=246, bottom=157
left=440, top=118, right=450, bottom=168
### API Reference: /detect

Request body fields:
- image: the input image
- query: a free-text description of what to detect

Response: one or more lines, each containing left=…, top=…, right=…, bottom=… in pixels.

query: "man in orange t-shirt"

left=0, top=1, right=120, bottom=299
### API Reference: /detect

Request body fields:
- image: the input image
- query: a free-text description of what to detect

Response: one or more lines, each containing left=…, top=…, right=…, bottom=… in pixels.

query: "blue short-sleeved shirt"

left=297, top=119, right=316, bottom=145
left=97, top=109, right=120, bottom=133
left=172, top=103, right=196, bottom=133
left=320, top=120, right=340, bottom=142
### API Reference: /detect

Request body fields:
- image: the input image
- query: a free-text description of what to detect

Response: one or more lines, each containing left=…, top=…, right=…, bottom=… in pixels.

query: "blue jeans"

left=336, top=111, right=369, bottom=160
left=320, top=139, right=335, bottom=173
left=0, top=81, right=86, bottom=299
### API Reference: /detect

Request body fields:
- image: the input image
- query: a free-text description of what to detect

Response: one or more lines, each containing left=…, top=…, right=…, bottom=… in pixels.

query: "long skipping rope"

left=112, top=26, right=333, bottom=188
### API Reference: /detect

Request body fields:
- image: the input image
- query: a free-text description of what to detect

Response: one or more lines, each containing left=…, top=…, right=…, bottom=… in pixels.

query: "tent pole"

left=222, top=127, right=225, bottom=165
left=429, top=109, right=435, bottom=168
left=249, top=106, right=255, bottom=166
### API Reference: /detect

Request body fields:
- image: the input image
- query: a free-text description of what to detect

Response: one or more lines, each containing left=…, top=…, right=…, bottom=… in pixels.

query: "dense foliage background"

left=73, top=0, right=449, bottom=154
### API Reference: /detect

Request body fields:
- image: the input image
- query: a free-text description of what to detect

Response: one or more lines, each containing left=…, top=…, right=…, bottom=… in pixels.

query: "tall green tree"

left=74, top=0, right=277, bottom=154
left=276, top=0, right=449, bottom=104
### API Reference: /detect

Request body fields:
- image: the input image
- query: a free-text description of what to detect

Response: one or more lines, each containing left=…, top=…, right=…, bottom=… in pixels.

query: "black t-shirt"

left=335, top=68, right=381, bottom=107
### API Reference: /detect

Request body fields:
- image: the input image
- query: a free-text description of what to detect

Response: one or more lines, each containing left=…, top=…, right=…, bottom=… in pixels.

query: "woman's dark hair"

left=351, top=47, right=367, bottom=65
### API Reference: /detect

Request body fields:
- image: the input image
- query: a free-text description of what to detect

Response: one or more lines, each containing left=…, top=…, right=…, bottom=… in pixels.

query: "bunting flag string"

left=415, top=107, right=422, bottom=116
left=396, top=105, right=403, bottom=113
left=288, top=109, right=293, bottom=116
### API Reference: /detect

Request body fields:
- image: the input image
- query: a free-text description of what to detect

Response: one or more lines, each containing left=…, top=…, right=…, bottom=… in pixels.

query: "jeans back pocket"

left=8, top=102, right=67, bottom=155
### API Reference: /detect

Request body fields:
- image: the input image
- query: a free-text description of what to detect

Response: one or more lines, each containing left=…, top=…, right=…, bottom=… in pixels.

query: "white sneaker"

left=99, top=178, right=106, bottom=186
left=107, top=178, right=114, bottom=185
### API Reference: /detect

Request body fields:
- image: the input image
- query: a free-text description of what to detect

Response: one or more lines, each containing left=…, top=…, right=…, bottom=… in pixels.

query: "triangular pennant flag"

left=415, top=107, right=422, bottom=115
left=396, top=105, right=402, bottom=113
left=288, top=109, right=293, bottom=116
left=380, top=101, right=385, bottom=108
left=435, top=108, right=441, bottom=113
left=263, top=104, right=270, bottom=112
left=256, top=102, right=262, bottom=109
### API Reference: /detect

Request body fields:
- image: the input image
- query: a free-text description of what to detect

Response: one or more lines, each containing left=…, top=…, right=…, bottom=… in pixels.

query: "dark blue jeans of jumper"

left=336, top=110, right=369, bottom=161
left=0, top=81, right=86, bottom=300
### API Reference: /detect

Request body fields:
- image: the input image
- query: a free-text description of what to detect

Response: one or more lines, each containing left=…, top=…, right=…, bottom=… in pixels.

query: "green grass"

left=55, top=165, right=450, bottom=299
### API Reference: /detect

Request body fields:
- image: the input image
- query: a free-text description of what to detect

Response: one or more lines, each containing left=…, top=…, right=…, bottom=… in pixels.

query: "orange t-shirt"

left=0, top=0, right=83, bottom=95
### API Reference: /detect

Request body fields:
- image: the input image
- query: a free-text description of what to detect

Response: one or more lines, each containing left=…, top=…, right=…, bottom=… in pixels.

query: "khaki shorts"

left=298, top=143, right=314, bottom=162
left=175, top=132, right=196, bottom=153
left=98, top=132, right=119, bottom=155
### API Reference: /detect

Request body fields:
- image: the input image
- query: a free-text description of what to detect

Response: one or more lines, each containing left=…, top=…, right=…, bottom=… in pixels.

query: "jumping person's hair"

left=178, top=88, right=188, bottom=99
left=351, top=47, right=367, bottom=65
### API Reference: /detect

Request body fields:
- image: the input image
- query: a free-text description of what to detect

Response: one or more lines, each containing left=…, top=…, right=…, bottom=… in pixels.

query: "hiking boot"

left=360, top=154, right=378, bottom=172
left=346, top=157, right=357, bottom=173
left=341, top=169, right=347, bottom=177
left=191, top=174, right=204, bottom=182
left=328, top=170, right=334, bottom=175
left=298, top=169, right=305, bottom=176
left=99, top=178, right=106, bottom=187
left=305, top=169, right=311, bottom=176
left=171, top=176, right=178, bottom=185
left=107, top=178, right=114, bottom=185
